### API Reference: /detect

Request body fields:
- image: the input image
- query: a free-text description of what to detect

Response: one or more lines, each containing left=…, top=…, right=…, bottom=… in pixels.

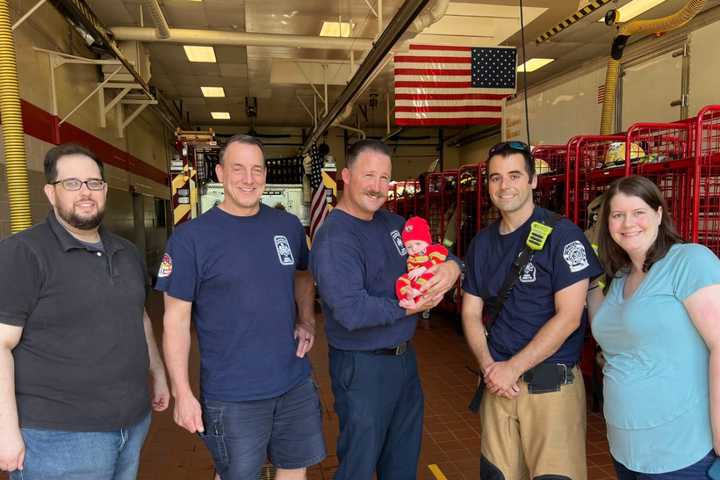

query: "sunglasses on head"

left=488, top=141, right=532, bottom=159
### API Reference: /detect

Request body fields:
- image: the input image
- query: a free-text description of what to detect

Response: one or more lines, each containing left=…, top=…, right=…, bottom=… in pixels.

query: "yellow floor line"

left=428, top=464, right=448, bottom=480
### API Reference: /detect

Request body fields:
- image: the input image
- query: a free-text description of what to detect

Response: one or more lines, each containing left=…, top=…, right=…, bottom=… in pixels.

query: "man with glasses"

left=461, top=141, right=601, bottom=480
left=0, top=143, right=169, bottom=479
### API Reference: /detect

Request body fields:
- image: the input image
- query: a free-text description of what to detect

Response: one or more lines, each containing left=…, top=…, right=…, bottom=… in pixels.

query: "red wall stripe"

left=15, top=99, right=168, bottom=186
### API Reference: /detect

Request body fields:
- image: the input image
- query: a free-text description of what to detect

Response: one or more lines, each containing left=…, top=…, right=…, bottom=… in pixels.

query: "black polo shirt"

left=0, top=213, right=150, bottom=431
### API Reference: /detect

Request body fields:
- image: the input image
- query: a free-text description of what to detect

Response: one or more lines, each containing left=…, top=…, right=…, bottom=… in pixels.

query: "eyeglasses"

left=51, top=178, right=106, bottom=191
left=488, top=141, right=532, bottom=158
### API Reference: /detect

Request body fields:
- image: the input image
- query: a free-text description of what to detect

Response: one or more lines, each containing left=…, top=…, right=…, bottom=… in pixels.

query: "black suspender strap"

left=468, top=211, right=562, bottom=413
left=483, top=212, right=562, bottom=327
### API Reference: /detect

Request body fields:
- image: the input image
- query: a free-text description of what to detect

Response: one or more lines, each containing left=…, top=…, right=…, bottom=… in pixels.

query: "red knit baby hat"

left=402, top=216, right=432, bottom=244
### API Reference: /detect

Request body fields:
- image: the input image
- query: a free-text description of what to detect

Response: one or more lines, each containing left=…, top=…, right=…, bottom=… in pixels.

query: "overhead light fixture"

left=183, top=45, right=216, bottom=63
left=517, top=58, right=555, bottom=73
left=319, top=21, right=354, bottom=37
left=201, top=86, right=225, bottom=98
left=211, top=112, right=231, bottom=120
left=598, top=0, right=667, bottom=22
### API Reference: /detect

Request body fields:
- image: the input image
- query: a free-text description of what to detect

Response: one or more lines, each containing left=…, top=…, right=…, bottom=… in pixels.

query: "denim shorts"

left=11, top=412, right=151, bottom=480
left=200, top=377, right=326, bottom=479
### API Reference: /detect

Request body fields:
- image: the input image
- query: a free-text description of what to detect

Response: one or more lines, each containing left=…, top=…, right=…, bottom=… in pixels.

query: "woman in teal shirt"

left=589, top=175, right=720, bottom=478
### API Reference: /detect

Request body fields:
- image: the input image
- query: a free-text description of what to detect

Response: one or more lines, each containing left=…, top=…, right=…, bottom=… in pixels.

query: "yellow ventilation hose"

left=600, top=0, right=705, bottom=134
left=0, top=0, right=32, bottom=233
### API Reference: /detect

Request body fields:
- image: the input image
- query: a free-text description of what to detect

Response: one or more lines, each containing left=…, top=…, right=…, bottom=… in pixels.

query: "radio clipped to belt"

left=469, top=213, right=562, bottom=413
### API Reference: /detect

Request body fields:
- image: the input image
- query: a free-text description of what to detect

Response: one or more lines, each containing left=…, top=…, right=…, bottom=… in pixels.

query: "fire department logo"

left=519, top=262, right=536, bottom=283
left=158, top=253, right=172, bottom=278
left=391, top=230, right=407, bottom=256
left=274, top=235, right=295, bottom=266
left=563, top=240, right=589, bottom=273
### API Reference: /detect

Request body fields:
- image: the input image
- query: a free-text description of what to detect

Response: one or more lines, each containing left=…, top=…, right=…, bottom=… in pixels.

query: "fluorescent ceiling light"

left=201, top=86, right=225, bottom=98
left=517, top=58, right=555, bottom=72
left=597, top=0, right=667, bottom=22
left=320, top=21, right=354, bottom=37
left=183, top=45, right=216, bottom=63
left=211, top=112, right=231, bottom=120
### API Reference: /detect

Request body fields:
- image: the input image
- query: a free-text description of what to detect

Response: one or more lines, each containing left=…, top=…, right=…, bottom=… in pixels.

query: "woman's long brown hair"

left=596, top=175, right=683, bottom=279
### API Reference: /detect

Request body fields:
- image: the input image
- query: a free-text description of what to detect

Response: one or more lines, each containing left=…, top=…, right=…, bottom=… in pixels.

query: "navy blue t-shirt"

left=462, top=207, right=602, bottom=364
left=155, top=205, right=311, bottom=401
left=310, top=209, right=416, bottom=350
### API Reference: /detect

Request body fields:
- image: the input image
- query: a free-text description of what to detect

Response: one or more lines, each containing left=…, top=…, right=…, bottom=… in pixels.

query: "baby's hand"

left=408, top=266, right=427, bottom=280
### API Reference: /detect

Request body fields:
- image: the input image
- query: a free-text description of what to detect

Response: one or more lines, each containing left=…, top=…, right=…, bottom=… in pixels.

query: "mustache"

left=363, top=190, right=383, bottom=199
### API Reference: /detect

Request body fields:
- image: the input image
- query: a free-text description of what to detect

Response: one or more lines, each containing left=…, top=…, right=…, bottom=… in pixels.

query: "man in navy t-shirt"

left=462, top=142, right=602, bottom=480
left=156, top=135, right=325, bottom=480
left=310, top=139, right=462, bottom=480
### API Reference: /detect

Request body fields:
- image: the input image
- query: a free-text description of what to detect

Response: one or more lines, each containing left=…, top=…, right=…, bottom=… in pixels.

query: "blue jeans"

left=11, top=412, right=151, bottom=480
left=614, top=450, right=718, bottom=479
left=329, top=345, right=424, bottom=480
left=200, top=377, right=326, bottom=479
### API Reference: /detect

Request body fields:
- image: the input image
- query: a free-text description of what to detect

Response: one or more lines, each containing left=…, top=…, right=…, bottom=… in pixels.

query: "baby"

left=395, top=216, right=448, bottom=307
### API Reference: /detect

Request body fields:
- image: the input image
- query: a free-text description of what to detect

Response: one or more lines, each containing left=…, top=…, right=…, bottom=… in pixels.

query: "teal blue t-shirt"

left=592, top=243, right=720, bottom=473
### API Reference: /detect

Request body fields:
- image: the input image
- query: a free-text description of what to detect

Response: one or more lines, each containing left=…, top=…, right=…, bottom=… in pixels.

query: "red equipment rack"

left=693, top=105, right=720, bottom=255
left=424, top=171, right=459, bottom=246
left=533, top=144, right=571, bottom=218
left=625, top=122, right=695, bottom=240
left=572, top=134, right=627, bottom=229
left=457, top=164, right=485, bottom=258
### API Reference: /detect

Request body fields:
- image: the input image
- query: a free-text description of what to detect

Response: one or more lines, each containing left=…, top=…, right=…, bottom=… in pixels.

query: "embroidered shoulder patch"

left=158, top=253, right=173, bottom=278
left=391, top=230, right=407, bottom=256
left=274, top=235, right=295, bottom=266
left=563, top=240, right=589, bottom=273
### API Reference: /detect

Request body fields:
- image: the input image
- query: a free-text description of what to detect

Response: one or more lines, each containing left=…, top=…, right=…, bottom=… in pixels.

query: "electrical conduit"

left=600, top=0, right=705, bottom=134
left=0, top=0, right=32, bottom=233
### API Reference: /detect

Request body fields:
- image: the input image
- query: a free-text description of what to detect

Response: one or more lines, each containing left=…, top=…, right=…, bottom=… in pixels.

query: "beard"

left=57, top=202, right=105, bottom=230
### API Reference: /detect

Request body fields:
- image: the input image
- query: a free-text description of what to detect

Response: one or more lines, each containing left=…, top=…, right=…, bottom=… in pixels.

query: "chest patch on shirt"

left=158, top=253, right=173, bottom=278
left=391, top=230, right=407, bottom=256
left=519, top=261, right=536, bottom=283
left=563, top=240, right=589, bottom=272
left=274, top=235, right=295, bottom=266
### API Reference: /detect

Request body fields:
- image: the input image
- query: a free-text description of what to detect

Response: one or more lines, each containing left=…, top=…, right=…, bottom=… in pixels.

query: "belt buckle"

left=394, top=342, right=407, bottom=355
left=559, top=363, right=568, bottom=384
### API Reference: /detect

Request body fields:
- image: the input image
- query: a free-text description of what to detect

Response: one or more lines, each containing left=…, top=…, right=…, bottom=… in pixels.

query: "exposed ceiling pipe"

left=50, top=0, right=153, bottom=96
left=143, top=0, right=170, bottom=39
left=405, top=0, right=449, bottom=35
left=332, top=54, right=392, bottom=126
left=331, top=0, right=448, bottom=128
left=111, top=26, right=373, bottom=50
left=302, top=0, right=431, bottom=153
left=335, top=124, right=367, bottom=139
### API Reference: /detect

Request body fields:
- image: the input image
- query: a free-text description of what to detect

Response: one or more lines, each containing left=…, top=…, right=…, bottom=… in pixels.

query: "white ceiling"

left=86, top=0, right=720, bottom=129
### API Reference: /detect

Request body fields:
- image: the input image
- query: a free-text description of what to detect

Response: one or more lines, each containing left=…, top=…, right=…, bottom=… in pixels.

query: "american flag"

left=394, top=44, right=517, bottom=126
left=308, top=144, right=333, bottom=238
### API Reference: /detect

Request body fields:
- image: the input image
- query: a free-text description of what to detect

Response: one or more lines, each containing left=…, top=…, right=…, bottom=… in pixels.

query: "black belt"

left=365, top=341, right=409, bottom=356
left=522, top=363, right=575, bottom=394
